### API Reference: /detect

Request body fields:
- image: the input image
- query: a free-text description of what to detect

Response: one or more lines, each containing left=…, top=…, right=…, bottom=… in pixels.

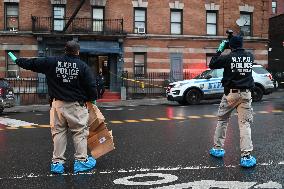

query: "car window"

left=252, top=67, right=269, bottom=74
left=194, top=70, right=213, bottom=79
left=216, top=69, right=224, bottom=78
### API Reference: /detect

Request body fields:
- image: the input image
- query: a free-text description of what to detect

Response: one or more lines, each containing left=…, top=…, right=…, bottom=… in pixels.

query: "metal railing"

left=6, top=78, right=49, bottom=105
left=4, top=70, right=201, bottom=104
left=32, top=16, right=124, bottom=34
left=123, top=70, right=200, bottom=99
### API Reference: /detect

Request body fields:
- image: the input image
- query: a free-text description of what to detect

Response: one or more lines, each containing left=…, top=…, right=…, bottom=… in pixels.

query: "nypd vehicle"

left=166, top=65, right=275, bottom=105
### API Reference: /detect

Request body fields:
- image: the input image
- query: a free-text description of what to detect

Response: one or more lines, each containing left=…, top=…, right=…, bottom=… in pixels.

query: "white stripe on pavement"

left=0, top=161, right=283, bottom=180
left=0, top=117, right=38, bottom=127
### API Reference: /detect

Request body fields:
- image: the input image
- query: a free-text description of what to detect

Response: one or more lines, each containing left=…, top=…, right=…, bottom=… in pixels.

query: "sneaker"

left=209, top=148, right=225, bottom=158
left=74, top=156, right=96, bottom=174
left=240, top=155, right=257, bottom=168
left=51, top=162, right=64, bottom=174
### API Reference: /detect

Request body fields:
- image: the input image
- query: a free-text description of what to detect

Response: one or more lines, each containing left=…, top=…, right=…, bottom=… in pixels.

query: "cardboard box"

left=87, top=128, right=115, bottom=159
left=88, top=122, right=107, bottom=139
left=87, top=102, right=105, bottom=131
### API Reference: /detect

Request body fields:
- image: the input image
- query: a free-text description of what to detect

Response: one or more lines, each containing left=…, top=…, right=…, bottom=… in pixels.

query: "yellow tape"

left=110, top=71, right=164, bottom=88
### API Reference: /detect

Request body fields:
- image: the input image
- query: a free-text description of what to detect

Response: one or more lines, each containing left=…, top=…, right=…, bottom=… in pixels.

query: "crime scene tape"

left=109, top=71, right=165, bottom=89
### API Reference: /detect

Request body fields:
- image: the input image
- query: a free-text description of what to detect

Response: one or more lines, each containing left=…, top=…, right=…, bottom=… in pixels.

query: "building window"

left=240, top=12, right=252, bottom=36
left=134, top=53, right=146, bottom=77
left=134, top=8, right=146, bottom=34
left=206, top=11, right=217, bottom=35
left=272, top=1, right=277, bottom=14
left=171, top=10, right=182, bottom=35
left=93, top=7, right=104, bottom=32
left=6, top=51, right=20, bottom=78
left=5, top=3, right=19, bottom=31
left=53, top=6, right=65, bottom=31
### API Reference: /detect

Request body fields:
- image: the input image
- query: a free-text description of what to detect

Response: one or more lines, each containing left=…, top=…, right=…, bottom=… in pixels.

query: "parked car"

left=0, top=78, right=15, bottom=113
left=166, top=65, right=275, bottom=105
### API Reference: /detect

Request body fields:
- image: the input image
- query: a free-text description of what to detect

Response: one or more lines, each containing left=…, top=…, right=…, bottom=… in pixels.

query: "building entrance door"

left=80, top=54, right=110, bottom=89
left=170, top=53, right=183, bottom=82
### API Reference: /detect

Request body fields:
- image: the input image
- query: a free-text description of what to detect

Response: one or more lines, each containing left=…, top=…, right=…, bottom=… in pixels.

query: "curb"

left=3, top=98, right=169, bottom=113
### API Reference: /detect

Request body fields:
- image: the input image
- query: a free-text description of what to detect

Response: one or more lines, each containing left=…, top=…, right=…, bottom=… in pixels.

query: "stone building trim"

left=239, top=4, right=254, bottom=12
left=205, top=3, right=220, bottom=11
left=50, top=0, right=67, bottom=4
left=132, top=0, right=148, bottom=8
left=169, top=1, right=184, bottom=9
left=3, top=0, right=19, bottom=2
left=90, top=0, right=106, bottom=6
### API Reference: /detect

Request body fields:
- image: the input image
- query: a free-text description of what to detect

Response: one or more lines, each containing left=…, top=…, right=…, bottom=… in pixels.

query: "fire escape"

left=31, top=0, right=124, bottom=36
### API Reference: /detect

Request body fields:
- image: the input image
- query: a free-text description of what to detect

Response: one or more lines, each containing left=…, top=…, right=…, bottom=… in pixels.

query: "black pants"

left=97, top=85, right=105, bottom=99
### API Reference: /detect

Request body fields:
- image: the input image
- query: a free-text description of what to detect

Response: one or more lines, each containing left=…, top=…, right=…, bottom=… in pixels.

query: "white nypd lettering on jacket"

left=56, top=61, right=80, bottom=83
left=231, top=56, right=253, bottom=75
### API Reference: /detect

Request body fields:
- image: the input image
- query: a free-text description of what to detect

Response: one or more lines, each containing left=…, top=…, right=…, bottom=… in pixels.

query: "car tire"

left=185, top=89, right=201, bottom=105
left=0, top=108, right=3, bottom=114
left=252, top=86, right=263, bottom=102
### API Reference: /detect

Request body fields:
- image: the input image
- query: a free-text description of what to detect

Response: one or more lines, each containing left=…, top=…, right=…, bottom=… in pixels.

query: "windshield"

left=252, top=67, right=269, bottom=74
left=194, top=70, right=212, bottom=79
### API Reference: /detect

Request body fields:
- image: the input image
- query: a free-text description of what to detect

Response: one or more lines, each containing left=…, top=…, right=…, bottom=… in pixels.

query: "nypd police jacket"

left=16, top=54, right=97, bottom=102
left=209, top=48, right=255, bottom=90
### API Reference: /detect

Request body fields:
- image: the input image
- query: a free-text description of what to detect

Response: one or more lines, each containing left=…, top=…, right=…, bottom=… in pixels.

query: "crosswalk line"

left=0, top=117, right=38, bottom=127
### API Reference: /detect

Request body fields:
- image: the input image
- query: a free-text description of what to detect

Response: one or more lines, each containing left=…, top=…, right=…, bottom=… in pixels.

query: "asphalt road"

left=0, top=92, right=283, bottom=189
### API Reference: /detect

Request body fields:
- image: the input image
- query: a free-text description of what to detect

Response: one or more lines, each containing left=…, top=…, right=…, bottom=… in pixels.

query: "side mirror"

left=205, top=75, right=212, bottom=79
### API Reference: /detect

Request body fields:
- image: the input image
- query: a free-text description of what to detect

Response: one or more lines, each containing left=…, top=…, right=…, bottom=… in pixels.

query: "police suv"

left=166, top=65, right=275, bottom=105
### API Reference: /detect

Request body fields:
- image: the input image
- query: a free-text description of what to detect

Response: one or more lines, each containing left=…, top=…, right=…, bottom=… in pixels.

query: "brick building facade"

left=0, top=0, right=269, bottom=94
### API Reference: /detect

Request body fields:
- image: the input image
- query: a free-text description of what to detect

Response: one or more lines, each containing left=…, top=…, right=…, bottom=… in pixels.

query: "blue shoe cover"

left=51, top=162, right=64, bottom=174
left=240, top=155, right=257, bottom=168
left=209, top=148, right=225, bottom=158
left=74, top=156, right=96, bottom=174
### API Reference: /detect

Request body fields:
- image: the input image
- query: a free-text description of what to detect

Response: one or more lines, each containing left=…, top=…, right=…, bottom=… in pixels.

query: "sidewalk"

left=4, top=89, right=284, bottom=113
left=4, top=97, right=170, bottom=113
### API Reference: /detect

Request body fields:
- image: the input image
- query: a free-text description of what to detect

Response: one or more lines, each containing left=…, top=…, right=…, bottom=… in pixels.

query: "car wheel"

left=252, top=86, right=263, bottom=102
left=0, top=108, right=3, bottom=114
left=185, top=89, right=201, bottom=105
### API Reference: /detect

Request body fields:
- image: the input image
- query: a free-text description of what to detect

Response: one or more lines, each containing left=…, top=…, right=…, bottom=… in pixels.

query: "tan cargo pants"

left=213, top=90, right=254, bottom=156
left=50, top=100, right=89, bottom=163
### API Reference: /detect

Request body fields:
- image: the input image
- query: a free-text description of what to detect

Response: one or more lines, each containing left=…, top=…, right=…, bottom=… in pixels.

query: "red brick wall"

left=0, top=0, right=270, bottom=77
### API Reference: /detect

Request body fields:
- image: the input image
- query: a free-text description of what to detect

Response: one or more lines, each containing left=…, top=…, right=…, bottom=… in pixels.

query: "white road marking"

left=113, top=173, right=178, bottom=186
left=151, top=180, right=283, bottom=189
left=152, top=180, right=257, bottom=189
left=0, top=117, right=37, bottom=127
left=254, top=181, right=283, bottom=188
left=1, top=161, right=283, bottom=180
